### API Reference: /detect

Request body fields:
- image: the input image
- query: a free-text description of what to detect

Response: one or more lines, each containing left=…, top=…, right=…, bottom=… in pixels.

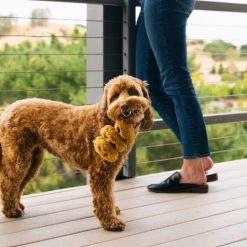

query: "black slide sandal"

left=206, top=173, right=218, bottom=182
left=147, top=172, right=208, bottom=193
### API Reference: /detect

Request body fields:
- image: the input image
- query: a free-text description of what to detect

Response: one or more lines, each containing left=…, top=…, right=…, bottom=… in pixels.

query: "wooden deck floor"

left=1, top=159, right=247, bottom=247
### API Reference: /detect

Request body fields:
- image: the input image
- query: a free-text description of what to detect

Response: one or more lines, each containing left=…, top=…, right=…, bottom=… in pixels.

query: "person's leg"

left=142, top=0, right=213, bottom=184
left=136, top=0, right=182, bottom=142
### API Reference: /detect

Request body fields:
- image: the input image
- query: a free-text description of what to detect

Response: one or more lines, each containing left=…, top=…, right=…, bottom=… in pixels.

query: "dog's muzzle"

left=121, top=104, right=132, bottom=118
left=122, top=111, right=132, bottom=118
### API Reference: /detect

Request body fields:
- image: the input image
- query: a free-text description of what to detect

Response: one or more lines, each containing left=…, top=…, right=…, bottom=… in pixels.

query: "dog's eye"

left=110, top=93, right=119, bottom=102
left=128, top=87, right=140, bottom=96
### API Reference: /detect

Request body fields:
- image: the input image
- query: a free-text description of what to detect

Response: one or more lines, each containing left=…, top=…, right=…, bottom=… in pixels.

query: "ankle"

left=180, top=158, right=207, bottom=184
left=202, top=156, right=214, bottom=172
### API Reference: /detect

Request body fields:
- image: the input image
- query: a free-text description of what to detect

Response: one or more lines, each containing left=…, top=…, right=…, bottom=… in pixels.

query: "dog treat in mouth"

left=93, top=120, right=135, bottom=162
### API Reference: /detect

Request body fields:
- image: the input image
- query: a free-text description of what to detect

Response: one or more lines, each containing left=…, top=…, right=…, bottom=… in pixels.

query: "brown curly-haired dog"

left=0, top=75, right=153, bottom=231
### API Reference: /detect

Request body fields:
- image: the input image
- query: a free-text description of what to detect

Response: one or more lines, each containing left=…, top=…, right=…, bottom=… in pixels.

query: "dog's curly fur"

left=0, top=75, right=153, bottom=231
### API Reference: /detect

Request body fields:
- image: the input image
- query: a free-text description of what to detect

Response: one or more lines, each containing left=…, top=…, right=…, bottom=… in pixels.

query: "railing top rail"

left=196, top=1, right=247, bottom=13
left=33, top=0, right=247, bottom=13
left=32, top=0, right=125, bottom=6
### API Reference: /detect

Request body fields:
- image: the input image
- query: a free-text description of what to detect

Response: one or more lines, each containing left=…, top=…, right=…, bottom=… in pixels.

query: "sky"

left=1, top=0, right=247, bottom=46
left=188, top=0, right=247, bottom=46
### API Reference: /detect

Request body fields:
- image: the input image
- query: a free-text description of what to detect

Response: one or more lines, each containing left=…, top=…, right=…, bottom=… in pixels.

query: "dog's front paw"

left=103, top=217, right=126, bottom=231
left=2, top=207, right=23, bottom=218
left=19, top=202, right=25, bottom=210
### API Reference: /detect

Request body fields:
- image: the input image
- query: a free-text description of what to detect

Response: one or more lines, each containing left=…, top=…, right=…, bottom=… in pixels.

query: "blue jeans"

left=135, top=0, right=210, bottom=158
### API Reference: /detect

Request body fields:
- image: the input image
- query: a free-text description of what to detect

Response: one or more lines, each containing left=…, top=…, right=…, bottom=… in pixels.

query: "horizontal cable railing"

left=151, top=112, right=247, bottom=131
left=136, top=147, right=247, bottom=165
left=0, top=35, right=122, bottom=39
left=138, top=133, right=247, bottom=150
left=0, top=0, right=246, bottom=186
left=1, top=51, right=247, bottom=56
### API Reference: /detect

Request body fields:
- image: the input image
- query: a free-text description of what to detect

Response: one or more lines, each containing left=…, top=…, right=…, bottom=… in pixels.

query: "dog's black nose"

left=121, top=104, right=129, bottom=111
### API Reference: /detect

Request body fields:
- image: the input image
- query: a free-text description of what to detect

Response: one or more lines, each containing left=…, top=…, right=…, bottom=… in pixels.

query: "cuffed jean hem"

left=183, top=153, right=211, bottom=159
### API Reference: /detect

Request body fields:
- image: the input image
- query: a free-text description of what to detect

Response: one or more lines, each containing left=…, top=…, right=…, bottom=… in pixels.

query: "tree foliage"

left=1, top=31, right=247, bottom=193
left=204, top=39, right=236, bottom=61
left=0, top=15, right=14, bottom=35
left=136, top=121, right=247, bottom=176
left=240, top=44, right=247, bottom=57
left=31, top=8, right=50, bottom=27
left=0, top=27, right=86, bottom=105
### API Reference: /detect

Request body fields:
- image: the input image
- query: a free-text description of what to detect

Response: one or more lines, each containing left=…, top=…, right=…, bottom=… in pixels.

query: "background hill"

left=0, top=23, right=86, bottom=48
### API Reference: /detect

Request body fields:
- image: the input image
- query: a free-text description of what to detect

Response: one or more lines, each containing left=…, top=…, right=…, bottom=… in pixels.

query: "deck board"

left=1, top=159, right=247, bottom=247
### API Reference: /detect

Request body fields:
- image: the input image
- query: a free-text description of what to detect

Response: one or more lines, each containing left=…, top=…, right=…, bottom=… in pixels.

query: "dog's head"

left=100, top=75, right=153, bottom=131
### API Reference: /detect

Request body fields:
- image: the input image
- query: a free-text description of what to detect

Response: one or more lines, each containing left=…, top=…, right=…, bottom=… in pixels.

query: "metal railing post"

left=87, top=4, right=123, bottom=104
left=120, top=0, right=137, bottom=178
left=87, top=4, right=123, bottom=182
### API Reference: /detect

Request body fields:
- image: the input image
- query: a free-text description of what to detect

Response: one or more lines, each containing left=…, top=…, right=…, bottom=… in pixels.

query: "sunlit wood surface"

left=1, top=159, right=247, bottom=247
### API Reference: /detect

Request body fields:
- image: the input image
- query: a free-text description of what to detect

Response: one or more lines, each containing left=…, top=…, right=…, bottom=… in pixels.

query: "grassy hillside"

left=0, top=23, right=86, bottom=48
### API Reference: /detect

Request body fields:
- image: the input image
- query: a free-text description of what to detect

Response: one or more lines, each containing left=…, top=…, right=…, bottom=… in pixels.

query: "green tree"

left=0, top=14, right=14, bottom=35
left=218, top=64, right=224, bottom=74
left=240, top=44, right=247, bottom=57
left=31, top=8, right=50, bottom=27
left=188, top=53, right=200, bottom=73
left=24, top=153, right=86, bottom=194
left=136, top=122, right=247, bottom=176
left=0, top=28, right=86, bottom=105
left=204, top=40, right=236, bottom=61
left=210, top=65, right=216, bottom=74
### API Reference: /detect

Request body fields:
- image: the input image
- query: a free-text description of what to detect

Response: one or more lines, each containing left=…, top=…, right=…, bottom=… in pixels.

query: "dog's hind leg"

left=89, top=165, right=125, bottom=231
left=0, top=145, right=33, bottom=218
left=18, top=147, right=44, bottom=210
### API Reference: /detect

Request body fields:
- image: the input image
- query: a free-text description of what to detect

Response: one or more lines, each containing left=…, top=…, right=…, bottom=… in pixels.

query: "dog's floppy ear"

left=140, top=81, right=154, bottom=131
left=99, top=83, right=110, bottom=122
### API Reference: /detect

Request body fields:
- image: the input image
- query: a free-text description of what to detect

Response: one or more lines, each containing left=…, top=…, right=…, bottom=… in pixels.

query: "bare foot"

left=202, top=156, right=214, bottom=172
left=179, top=158, right=207, bottom=185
